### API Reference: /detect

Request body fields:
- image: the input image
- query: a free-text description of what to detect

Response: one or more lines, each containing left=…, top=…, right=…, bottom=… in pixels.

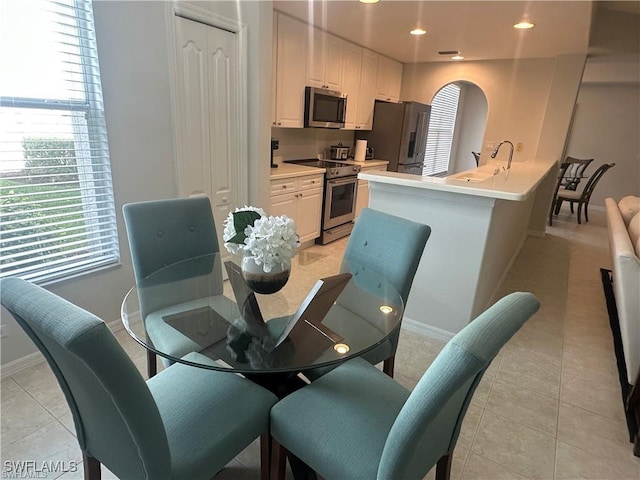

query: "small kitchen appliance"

left=329, top=143, right=350, bottom=160
left=304, top=86, right=347, bottom=129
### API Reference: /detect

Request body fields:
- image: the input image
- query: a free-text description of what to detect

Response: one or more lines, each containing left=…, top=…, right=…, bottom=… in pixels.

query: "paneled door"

left=173, top=15, right=242, bottom=253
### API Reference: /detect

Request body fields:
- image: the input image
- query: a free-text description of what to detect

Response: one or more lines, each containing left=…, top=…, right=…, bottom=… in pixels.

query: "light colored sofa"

left=605, top=196, right=640, bottom=384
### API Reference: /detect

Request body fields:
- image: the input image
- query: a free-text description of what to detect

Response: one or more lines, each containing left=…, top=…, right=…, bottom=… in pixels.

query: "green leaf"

left=229, top=210, right=262, bottom=244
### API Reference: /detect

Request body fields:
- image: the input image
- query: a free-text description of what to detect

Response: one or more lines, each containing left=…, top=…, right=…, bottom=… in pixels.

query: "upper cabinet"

left=306, top=28, right=343, bottom=91
left=375, top=55, right=403, bottom=103
left=272, top=12, right=403, bottom=130
left=273, top=13, right=308, bottom=128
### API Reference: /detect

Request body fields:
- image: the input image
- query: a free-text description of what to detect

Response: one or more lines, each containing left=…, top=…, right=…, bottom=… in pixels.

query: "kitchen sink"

left=449, top=170, right=495, bottom=182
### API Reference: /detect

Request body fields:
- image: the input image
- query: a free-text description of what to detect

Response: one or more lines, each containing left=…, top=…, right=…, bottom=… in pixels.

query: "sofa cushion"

left=618, top=196, right=640, bottom=226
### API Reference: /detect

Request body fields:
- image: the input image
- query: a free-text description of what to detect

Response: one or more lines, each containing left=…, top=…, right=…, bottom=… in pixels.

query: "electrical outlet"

left=516, top=142, right=523, bottom=152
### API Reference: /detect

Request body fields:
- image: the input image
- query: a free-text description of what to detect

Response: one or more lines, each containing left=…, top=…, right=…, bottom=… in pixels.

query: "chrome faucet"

left=490, top=140, right=515, bottom=170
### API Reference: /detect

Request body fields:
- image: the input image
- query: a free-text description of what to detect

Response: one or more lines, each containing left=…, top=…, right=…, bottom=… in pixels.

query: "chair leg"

left=260, top=434, right=270, bottom=480
left=435, top=453, right=453, bottom=480
left=577, top=202, right=583, bottom=224
left=570, top=201, right=574, bottom=214
left=584, top=201, right=590, bottom=223
left=270, top=438, right=287, bottom=480
left=383, top=356, right=395, bottom=378
left=83, top=454, right=101, bottom=480
left=554, top=199, right=563, bottom=215
left=147, top=350, right=157, bottom=378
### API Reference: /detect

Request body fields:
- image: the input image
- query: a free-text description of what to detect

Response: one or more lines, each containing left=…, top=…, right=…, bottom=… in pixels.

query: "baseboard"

left=402, top=317, right=455, bottom=343
left=1, top=318, right=124, bottom=379
left=528, top=229, right=546, bottom=238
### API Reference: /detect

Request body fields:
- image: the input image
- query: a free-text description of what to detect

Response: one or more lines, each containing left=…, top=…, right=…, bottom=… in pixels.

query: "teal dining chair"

left=270, top=292, right=540, bottom=480
left=123, top=196, right=235, bottom=377
left=303, top=208, right=431, bottom=379
left=0, top=277, right=277, bottom=480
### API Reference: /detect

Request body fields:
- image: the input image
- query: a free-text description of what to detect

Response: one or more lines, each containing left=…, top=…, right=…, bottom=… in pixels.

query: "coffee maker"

left=270, top=138, right=279, bottom=168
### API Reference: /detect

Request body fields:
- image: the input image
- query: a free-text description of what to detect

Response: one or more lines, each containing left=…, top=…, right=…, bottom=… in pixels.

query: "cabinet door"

left=296, top=187, right=323, bottom=243
left=324, top=35, right=343, bottom=91
left=375, top=55, right=402, bottom=102
left=270, top=191, right=297, bottom=219
left=272, top=13, right=277, bottom=126
left=306, top=27, right=325, bottom=88
left=356, top=50, right=378, bottom=130
left=275, top=14, right=307, bottom=127
left=341, top=42, right=362, bottom=130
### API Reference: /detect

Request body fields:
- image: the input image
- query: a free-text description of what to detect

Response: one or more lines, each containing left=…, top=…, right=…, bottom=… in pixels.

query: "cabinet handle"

left=282, top=185, right=287, bottom=189
left=277, top=122, right=282, bottom=126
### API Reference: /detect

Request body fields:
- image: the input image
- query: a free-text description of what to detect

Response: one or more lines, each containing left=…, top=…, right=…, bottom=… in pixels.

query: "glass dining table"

left=121, top=253, right=403, bottom=392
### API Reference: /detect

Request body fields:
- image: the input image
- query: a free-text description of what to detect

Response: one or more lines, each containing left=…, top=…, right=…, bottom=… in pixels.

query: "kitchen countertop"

left=359, top=159, right=556, bottom=202
left=270, top=163, right=326, bottom=180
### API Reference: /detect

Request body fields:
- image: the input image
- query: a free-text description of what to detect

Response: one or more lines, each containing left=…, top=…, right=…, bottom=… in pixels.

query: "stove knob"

left=332, top=169, right=339, bottom=175
left=353, top=167, right=359, bottom=172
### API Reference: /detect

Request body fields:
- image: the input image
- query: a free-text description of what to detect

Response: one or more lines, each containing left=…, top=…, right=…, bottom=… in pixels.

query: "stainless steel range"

left=286, top=159, right=361, bottom=244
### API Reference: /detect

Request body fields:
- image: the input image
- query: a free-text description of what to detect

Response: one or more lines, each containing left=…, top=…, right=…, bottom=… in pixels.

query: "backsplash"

left=271, top=128, right=355, bottom=164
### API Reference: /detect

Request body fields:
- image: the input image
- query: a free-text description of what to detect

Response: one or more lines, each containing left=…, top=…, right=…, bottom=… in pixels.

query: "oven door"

left=323, top=176, right=358, bottom=229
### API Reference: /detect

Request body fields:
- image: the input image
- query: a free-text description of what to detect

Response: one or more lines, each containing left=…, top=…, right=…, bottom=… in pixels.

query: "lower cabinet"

left=270, top=174, right=324, bottom=243
left=355, top=163, right=388, bottom=219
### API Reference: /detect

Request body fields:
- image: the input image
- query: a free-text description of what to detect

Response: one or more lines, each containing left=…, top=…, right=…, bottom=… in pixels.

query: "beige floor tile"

left=1, top=422, right=81, bottom=479
left=485, top=377, right=559, bottom=437
left=462, top=452, right=530, bottom=480
left=561, top=368, right=626, bottom=422
left=557, top=402, right=640, bottom=472
left=1, top=383, right=56, bottom=446
left=458, top=403, right=484, bottom=450
left=555, top=440, right=639, bottom=480
left=496, top=344, right=562, bottom=399
left=470, top=374, right=494, bottom=408
left=11, top=362, right=71, bottom=419
left=472, top=411, right=556, bottom=479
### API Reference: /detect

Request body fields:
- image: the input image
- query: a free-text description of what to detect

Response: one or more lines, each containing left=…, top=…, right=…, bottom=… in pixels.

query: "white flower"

left=222, top=207, right=299, bottom=272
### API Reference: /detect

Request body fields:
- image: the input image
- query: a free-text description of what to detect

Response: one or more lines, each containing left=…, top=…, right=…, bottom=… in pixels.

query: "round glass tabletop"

left=121, top=253, right=403, bottom=374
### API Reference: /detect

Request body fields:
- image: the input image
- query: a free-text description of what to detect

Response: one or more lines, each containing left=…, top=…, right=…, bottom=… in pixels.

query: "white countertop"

left=270, top=163, right=325, bottom=180
left=359, top=159, right=556, bottom=201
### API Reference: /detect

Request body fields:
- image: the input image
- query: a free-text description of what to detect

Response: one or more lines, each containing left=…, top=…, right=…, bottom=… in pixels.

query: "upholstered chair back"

left=378, top=292, right=540, bottom=478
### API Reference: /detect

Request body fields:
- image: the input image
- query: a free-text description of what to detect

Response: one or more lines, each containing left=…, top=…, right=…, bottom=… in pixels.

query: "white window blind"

left=423, top=83, right=461, bottom=176
left=0, top=0, right=119, bottom=284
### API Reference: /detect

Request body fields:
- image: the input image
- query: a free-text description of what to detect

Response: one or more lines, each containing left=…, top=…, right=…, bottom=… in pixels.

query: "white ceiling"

left=273, top=1, right=595, bottom=64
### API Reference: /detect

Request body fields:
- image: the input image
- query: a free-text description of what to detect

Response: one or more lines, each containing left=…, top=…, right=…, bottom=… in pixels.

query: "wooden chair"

left=548, top=162, right=571, bottom=226
left=560, top=156, right=593, bottom=191
left=553, top=163, right=615, bottom=224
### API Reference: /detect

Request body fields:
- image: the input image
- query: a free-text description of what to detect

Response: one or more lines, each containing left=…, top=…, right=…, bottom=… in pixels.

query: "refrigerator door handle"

left=414, top=111, right=430, bottom=163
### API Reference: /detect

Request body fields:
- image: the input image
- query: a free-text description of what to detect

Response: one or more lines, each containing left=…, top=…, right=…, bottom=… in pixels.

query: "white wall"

left=449, top=83, right=488, bottom=173
left=401, top=58, right=556, bottom=163
left=565, top=82, right=640, bottom=206
left=0, top=1, right=272, bottom=367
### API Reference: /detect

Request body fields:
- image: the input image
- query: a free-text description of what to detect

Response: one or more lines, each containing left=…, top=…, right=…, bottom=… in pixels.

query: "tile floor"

left=2, top=209, right=640, bottom=479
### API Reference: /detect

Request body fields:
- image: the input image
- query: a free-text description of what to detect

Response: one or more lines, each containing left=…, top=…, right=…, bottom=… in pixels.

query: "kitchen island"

left=359, top=159, right=557, bottom=339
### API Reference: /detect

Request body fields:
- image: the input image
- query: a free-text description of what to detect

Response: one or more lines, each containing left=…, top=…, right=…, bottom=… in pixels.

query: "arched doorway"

left=424, top=81, right=488, bottom=176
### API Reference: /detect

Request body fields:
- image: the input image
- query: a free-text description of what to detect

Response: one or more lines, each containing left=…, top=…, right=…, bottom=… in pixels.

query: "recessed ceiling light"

left=410, top=28, right=427, bottom=36
left=451, top=55, right=464, bottom=61
left=514, top=21, right=535, bottom=29
left=359, top=0, right=379, bottom=3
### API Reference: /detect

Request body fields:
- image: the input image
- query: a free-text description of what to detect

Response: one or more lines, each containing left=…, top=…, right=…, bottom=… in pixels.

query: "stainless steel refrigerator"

left=356, top=100, right=431, bottom=175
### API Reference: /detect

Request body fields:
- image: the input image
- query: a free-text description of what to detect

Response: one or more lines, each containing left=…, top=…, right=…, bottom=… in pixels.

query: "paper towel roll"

left=354, top=140, right=367, bottom=163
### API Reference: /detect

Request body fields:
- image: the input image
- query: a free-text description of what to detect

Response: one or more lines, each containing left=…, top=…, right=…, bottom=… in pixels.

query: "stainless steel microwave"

left=304, top=86, right=347, bottom=129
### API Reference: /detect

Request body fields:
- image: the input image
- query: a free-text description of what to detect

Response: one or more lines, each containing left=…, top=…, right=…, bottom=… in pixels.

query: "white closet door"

left=174, top=16, right=241, bottom=251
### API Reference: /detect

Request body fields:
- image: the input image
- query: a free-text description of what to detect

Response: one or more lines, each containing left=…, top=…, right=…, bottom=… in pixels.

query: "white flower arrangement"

left=223, top=206, right=300, bottom=273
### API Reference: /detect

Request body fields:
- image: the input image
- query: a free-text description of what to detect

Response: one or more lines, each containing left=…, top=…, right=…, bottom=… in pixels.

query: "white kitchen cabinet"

left=306, top=27, right=343, bottom=91
left=375, top=55, right=402, bottom=103
left=270, top=174, right=324, bottom=243
left=273, top=13, right=308, bottom=128
left=355, top=49, right=379, bottom=130
left=355, top=163, right=388, bottom=219
left=340, top=41, right=362, bottom=130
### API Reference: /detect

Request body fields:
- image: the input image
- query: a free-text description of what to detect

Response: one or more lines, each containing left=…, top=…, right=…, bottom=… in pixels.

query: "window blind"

left=423, top=83, right=461, bottom=176
left=0, top=0, right=119, bottom=284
